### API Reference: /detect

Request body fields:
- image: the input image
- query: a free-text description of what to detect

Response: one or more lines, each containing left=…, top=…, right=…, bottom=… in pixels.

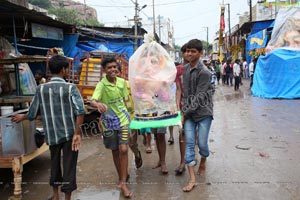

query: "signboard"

left=32, top=23, right=63, bottom=40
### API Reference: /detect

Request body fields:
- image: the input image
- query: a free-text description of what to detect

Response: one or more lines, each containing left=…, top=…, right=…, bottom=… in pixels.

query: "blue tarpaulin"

left=246, top=20, right=274, bottom=64
left=251, top=48, right=300, bottom=99
left=73, top=38, right=136, bottom=60
left=17, top=34, right=79, bottom=76
left=249, top=20, right=274, bottom=35
left=247, top=29, right=268, bottom=51
left=18, top=34, right=79, bottom=57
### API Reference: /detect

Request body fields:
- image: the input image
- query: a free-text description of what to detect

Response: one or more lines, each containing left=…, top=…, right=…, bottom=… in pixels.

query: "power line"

left=175, top=30, right=206, bottom=40
left=88, top=0, right=197, bottom=8
left=173, top=8, right=216, bottom=24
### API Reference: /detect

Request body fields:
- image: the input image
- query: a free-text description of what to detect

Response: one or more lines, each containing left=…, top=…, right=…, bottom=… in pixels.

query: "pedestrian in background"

left=182, top=39, right=214, bottom=192
left=243, top=58, right=248, bottom=79
left=152, top=125, right=169, bottom=175
left=214, top=61, right=221, bottom=85
left=249, top=57, right=257, bottom=88
left=34, top=69, right=46, bottom=85
left=12, top=55, right=85, bottom=200
left=115, top=64, right=143, bottom=169
left=221, top=60, right=227, bottom=85
left=233, top=59, right=241, bottom=91
left=174, top=43, right=189, bottom=176
left=225, top=60, right=232, bottom=86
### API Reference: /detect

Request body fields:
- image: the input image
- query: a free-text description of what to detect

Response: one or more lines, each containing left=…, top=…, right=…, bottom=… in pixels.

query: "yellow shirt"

left=124, top=81, right=135, bottom=120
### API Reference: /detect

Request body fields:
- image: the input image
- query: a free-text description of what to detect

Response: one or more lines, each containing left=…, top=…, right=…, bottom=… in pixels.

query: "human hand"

left=72, top=134, right=81, bottom=151
left=97, top=103, right=108, bottom=113
left=11, top=114, right=26, bottom=123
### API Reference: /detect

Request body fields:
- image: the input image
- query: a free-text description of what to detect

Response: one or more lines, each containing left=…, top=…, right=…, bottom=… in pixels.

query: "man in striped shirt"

left=12, top=55, right=85, bottom=200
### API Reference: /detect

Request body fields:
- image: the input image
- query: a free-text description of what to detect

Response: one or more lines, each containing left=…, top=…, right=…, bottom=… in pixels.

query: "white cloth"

left=249, top=62, right=254, bottom=75
left=243, top=61, right=248, bottom=70
left=233, top=63, right=240, bottom=77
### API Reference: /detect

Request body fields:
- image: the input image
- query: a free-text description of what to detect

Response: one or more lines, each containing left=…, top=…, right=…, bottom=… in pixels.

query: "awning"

left=247, top=29, right=268, bottom=50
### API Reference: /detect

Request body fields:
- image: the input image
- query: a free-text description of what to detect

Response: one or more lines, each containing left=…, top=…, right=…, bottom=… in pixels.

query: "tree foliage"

left=49, top=7, right=83, bottom=25
left=85, top=18, right=103, bottom=27
left=28, top=0, right=51, bottom=9
left=29, top=0, right=104, bottom=27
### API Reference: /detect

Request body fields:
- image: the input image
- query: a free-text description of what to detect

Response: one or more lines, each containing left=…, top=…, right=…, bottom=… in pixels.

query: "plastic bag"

left=19, top=63, right=37, bottom=95
left=266, top=7, right=300, bottom=53
left=129, top=33, right=177, bottom=116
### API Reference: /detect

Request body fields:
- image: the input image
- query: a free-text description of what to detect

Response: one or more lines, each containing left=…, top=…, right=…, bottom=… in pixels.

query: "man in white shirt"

left=233, top=59, right=241, bottom=91
left=242, top=59, right=248, bottom=79
left=249, top=58, right=257, bottom=88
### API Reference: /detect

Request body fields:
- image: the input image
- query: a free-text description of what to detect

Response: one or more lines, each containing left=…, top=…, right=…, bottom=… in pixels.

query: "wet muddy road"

left=1, top=79, right=300, bottom=200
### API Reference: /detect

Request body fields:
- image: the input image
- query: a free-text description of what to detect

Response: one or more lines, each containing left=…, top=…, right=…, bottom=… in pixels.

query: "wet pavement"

left=1, top=78, right=300, bottom=200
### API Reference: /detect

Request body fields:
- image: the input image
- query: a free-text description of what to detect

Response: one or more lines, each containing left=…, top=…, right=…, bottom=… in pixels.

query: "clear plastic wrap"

left=128, top=33, right=177, bottom=115
left=19, top=63, right=37, bottom=95
left=266, top=7, right=300, bottom=53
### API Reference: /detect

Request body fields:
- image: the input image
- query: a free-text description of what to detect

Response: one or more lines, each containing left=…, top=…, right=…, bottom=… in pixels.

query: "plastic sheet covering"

left=251, top=48, right=300, bottom=99
left=19, top=63, right=37, bottom=95
left=128, top=33, right=177, bottom=115
left=266, top=7, right=300, bottom=53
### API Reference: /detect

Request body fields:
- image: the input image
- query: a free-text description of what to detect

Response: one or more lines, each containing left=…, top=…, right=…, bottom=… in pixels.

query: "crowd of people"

left=202, top=56, right=258, bottom=91
left=10, top=39, right=221, bottom=199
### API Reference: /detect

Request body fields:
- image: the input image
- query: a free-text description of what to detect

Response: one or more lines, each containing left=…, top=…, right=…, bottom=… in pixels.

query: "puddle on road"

left=223, top=93, right=249, bottom=101
left=74, top=187, right=120, bottom=200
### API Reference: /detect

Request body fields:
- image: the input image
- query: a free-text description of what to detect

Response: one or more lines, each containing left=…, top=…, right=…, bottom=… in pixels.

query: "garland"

left=248, top=48, right=266, bottom=57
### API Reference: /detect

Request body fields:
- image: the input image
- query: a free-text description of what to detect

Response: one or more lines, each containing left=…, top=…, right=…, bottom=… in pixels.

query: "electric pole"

left=134, top=0, right=138, bottom=50
left=248, top=0, right=252, bottom=21
left=226, top=3, right=231, bottom=47
left=132, top=0, right=146, bottom=50
left=203, top=26, right=209, bottom=56
left=158, top=15, right=161, bottom=44
left=152, top=0, right=156, bottom=35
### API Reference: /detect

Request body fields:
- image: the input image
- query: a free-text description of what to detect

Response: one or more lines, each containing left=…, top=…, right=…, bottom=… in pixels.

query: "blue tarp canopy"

left=18, top=34, right=79, bottom=57
left=249, top=20, right=274, bottom=35
left=17, top=34, right=79, bottom=75
left=247, top=29, right=269, bottom=51
left=246, top=20, right=274, bottom=64
left=251, top=48, right=300, bottom=99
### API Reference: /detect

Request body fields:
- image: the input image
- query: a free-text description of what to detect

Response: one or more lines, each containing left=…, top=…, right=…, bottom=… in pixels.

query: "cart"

left=0, top=56, right=49, bottom=199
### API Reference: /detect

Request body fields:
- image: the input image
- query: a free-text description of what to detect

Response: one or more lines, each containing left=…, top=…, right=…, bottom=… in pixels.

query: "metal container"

left=0, top=109, right=36, bottom=157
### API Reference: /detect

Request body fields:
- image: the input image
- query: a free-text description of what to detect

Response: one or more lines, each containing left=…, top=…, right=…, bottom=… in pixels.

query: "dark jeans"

left=226, top=73, right=233, bottom=85
left=234, top=76, right=240, bottom=90
left=222, top=74, right=226, bottom=84
left=49, top=139, right=78, bottom=193
left=250, top=74, right=254, bottom=88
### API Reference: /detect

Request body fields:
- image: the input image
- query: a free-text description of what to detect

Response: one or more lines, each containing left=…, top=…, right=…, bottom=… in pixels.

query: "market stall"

left=0, top=56, right=49, bottom=199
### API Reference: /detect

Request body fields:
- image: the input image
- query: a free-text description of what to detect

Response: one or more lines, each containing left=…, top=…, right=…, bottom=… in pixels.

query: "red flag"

left=220, top=6, right=225, bottom=31
left=220, top=15, right=225, bottom=30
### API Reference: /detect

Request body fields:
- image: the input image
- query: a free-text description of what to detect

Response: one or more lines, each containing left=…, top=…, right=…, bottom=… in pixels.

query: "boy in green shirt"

left=90, top=57, right=132, bottom=198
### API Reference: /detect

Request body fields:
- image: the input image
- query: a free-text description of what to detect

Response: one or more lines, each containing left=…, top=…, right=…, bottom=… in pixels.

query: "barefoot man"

left=182, top=39, right=214, bottom=192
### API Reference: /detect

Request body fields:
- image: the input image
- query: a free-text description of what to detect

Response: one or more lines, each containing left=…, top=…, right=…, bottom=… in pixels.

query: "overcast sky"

left=76, top=0, right=258, bottom=46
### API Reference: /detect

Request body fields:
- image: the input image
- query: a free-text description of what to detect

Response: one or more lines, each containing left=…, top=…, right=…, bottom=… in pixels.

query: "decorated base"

left=129, top=112, right=182, bottom=129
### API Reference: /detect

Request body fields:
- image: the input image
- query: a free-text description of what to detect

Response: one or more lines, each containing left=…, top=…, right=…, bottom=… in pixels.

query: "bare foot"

left=160, top=163, right=168, bottom=174
left=175, top=163, right=186, bottom=176
left=152, top=162, right=161, bottom=169
left=116, top=180, right=121, bottom=189
left=197, top=163, right=206, bottom=176
left=146, top=146, right=152, bottom=153
left=182, top=181, right=196, bottom=192
left=121, top=184, right=133, bottom=198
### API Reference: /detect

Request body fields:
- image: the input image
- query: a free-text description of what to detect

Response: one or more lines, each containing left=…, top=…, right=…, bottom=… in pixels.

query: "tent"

left=246, top=20, right=274, bottom=64
left=251, top=7, right=300, bottom=99
left=251, top=48, right=300, bottom=99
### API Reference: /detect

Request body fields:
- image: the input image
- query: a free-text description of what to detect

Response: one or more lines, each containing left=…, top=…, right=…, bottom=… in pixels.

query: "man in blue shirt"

left=12, top=55, right=85, bottom=200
